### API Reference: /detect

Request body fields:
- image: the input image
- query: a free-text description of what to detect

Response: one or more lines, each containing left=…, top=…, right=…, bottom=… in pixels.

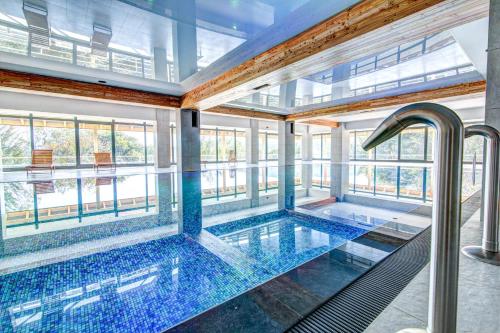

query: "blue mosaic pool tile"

left=0, top=235, right=258, bottom=333
left=208, top=212, right=367, bottom=276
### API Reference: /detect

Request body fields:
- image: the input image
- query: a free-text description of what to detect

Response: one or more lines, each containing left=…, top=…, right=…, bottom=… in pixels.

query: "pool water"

left=0, top=171, right=425, bottom=332
left=0, top=212, right=367, bottom=332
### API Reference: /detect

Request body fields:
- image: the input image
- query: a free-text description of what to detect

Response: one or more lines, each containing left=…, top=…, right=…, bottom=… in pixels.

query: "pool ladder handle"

left=461, top=125, right=500, bottom=266
left=363, top=102, right=463, bottom=333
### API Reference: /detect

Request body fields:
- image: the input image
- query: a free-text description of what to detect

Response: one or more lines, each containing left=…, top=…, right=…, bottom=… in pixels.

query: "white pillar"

left=279, top=80, right=297, bottom=108
left=153, top=47, right=168, bottom=81
left=155, top=109, right=171, bottom=169
left=278, top=121, right=295, bottom=209
left=302, top=125, right=313, bottom=196
left=175, top=108, right=201, bottom=235
left=172, top=0, right=198, bottom=82
left=246, top=119, right=259, bottom=206
left=486, top=0, right=500, bottom=131
left=330, top=124, right=350, bottom=201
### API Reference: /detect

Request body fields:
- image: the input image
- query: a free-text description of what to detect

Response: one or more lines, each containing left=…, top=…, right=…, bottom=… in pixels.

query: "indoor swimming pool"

left=0, top=169, right=428, bottom=332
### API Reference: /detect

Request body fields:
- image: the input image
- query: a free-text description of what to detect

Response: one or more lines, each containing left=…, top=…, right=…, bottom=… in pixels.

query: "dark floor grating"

left=288, top=192, right=481, bottom=333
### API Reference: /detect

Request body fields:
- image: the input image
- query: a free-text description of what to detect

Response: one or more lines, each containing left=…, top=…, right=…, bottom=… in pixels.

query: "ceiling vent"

left=23, top=2, right=50, bottom=46
left=91, top=25, right=112, bottom=56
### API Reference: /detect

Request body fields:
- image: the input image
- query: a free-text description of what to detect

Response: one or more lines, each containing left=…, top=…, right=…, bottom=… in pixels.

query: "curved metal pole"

left=461, top=125, right=500, bottom=265
left=363, top=102, right=464, bottom=333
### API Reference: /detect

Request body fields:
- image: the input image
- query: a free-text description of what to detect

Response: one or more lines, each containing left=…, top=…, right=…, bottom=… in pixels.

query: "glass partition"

left=0, top=116, right=31, bottom=168
left=78, top=123, right=113, bottom=165
left=115, top=123, right=146, bottom=164
left=33, top=118, right=76, bottom=167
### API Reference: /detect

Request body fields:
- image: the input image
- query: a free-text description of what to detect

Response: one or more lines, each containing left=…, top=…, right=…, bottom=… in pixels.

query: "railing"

left=0, top=21, right=174, bottom=81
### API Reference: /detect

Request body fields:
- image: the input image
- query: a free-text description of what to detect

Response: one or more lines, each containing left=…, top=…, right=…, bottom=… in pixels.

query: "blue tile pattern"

left=0, top=211, right=368, bottom=333
left=208, top=212, right=367, bottom=275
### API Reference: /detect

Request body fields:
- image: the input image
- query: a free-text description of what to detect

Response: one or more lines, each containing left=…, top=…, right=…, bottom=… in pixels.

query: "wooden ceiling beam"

left=287, top=81, right=486, bottom=121
left=0, top=69, right=181, bottom=109
left=181, top=0, right=488, bottom=110
left=203, top=105, right=286, bottom=121
left=299, top=119, right=340, bottom=128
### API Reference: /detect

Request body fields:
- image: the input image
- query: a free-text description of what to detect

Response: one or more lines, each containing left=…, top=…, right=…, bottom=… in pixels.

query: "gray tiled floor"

left=364, top=210, right=500, bottom=333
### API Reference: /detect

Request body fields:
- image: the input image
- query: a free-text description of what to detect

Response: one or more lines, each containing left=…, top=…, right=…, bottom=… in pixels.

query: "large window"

left=79, top=123, right=113, bottom=165
left=115, top=123, right=146, bottom=164
left=201, top=128, right=246, bottom=164
left=0, top=116, right=32, bottom=168
left=400, top=128, right=426, bottom=160
left=349, top=125, right=483, bottom=202
left=311, top=133, right=331, bottom=188
left=295, top=135, right=302, bottom=160
left=259, top=132, right=278, bottom=161
left=33, top=118, right=76, bottom=167
left=0, top=114, right=155, bottom=170
left=312, top=133, right=331, bottom=160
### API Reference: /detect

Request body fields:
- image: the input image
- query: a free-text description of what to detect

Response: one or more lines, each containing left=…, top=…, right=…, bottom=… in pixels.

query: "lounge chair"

left=94, top=152, right=116, bottom=172
left=26, top=149, right=55, bottom=175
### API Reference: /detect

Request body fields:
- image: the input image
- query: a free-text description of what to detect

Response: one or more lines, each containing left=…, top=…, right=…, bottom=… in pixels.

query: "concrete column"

left=251, top=92, right=261, bottom=104
left=155, top=109, right=171, bottom=168
left=302, top=125, right=313, bottom=196
left=176, top=109, right=200, bottom=172
left=171, top=0, right=198, bottom=82
left=246, top=119, right=260, bottom=207
left=157, top=172, right=173, bottom=225
left=331, top=64, right=352, bottom=100
left=278, top=121, right=295, bottom=209
left=301, top=81, right=314, bottom=105
left=486, top=0, right=500, bottom=131
left=175, top=109, right=201, bottom=235
left=279, top=80, right=297, bottom=108
left=330, top=124, right=350, bottom=201
left=153, top=47, right=168, bottom=81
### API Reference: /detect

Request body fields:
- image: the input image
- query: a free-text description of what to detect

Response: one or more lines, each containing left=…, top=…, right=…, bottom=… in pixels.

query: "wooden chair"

left=94, top=152, right=116, bottom=172
left=26, top=149, right=55, bottom=175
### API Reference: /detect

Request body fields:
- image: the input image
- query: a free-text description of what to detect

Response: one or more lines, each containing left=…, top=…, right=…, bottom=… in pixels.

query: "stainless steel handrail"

left=363, top=102, right=464, bottom=333
left=461, top=125, right=500, bottom=265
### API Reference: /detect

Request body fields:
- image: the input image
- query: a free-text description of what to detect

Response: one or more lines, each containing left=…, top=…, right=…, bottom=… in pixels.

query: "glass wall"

left=0, top=116, right=32, bottom=168
left=349, top=125, right=483, bottom=202
left=200, top=128, right=246, bottom=164
left=259, top=131, right=279, bottom=161
left=33, top=118, right=76, bottom=167
left=200, top=127, right=247, bottom=202
left=115, top=123, right=147, bottom=164
left=312, top=133, right=331, bottom=189
left=0, top=114, right=155, bottom=170
left=78, top=123, right=113, bottom=165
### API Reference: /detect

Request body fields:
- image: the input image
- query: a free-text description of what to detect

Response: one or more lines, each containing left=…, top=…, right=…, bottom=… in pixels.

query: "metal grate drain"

left=289, top=192, right=480, bottom=333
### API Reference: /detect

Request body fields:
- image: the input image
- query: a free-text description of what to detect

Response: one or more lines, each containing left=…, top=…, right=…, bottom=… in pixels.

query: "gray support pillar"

left=251, top=92, right=261, bottom=104
left=155, top=109, right=171, bottom=168
left=486, top=0, right=500, bottom=132
left=330, top=124, right=350, bottom=201
left=246, top=119, right=260, bottom=207
left=331, top=64, right=352, bottom=100
left=176, top=109, right=201, bottom=235
left=279, top=80, right=297, bottom=108
left=157, top=172, right=173, bottom=225
left=278, top=121, right=295, bottom=209
left=153, top=47, right=168, bottom=81
left=302, top=125, right=313, bottom=196
left=172, top=0, right=198, bottom=82
left=482, top=0, right=500, bottom=221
